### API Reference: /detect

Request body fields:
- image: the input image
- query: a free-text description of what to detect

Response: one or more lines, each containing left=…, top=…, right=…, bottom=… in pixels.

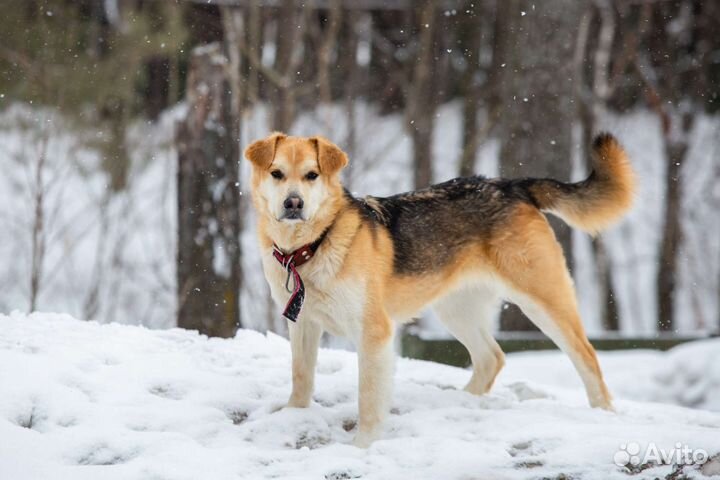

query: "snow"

left=2, top=312, right=719, bottom=480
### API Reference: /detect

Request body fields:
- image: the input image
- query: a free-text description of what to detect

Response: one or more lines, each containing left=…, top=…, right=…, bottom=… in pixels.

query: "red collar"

left=271, top=227, right=329, bottom=267
left=271, top=242, right=319, bottom=269
left=270, top=229, right=329, bottom=322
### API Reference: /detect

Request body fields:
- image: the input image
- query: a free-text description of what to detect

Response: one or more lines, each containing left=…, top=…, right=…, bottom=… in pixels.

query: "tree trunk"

left=496, top=0, right=584, bottom=331
left=458, top=4, right=483, bottom=177
left=459, top=84, right=481, bottom=177
left=88, top=0, right=109, bottom=59
left=245, top=1, right=263, bottom=107
left=29, top=132, right=49, bottom=312
left=486, top=0, right=510, bottom=124
left=317, top=0, right=342, bottom=107
left=657, top=119, right=691, bottom=332
left=370, top=9, right=408, bottom=114
left=271, top=0, right=299, bottom=131
left=341, top=9, right=361, bottom=187
left=595, top=238, right=619, bottom=330
left=176, top=43, right=242, bottom=338
left=407, top=0, right=437, bottom=189
left=145, top=55, right=170, bottom=121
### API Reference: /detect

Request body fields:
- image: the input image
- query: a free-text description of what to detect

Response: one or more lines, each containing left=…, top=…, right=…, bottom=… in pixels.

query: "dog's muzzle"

left=282, top=194, right=304, bottom=220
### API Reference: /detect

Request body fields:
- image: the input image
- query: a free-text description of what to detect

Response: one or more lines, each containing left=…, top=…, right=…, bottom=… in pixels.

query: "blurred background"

left=0, top=0, right=718, bottom=346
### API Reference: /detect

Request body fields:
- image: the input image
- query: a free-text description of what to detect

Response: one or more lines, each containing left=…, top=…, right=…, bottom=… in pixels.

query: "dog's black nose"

left=283, top=195, right=304, bottom=210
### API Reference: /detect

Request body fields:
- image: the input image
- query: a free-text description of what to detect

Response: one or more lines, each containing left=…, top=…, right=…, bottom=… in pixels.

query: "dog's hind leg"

left=287, top=320, right=323, bottom=408
left=433, top=287, right=504, bottom=395
left=492, top=205, right=613, bottom=410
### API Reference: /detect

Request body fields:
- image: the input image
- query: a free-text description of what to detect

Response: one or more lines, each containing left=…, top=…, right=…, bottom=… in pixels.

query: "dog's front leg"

left=287, top=320, right=323, bottom=408
left=353, top=311, right=395, bottom=448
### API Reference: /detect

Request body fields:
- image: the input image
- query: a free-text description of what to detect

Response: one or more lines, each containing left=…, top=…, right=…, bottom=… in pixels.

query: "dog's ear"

left=244, top=132, right=287, bottom=169
left=311, top=136, right=349, bottom=175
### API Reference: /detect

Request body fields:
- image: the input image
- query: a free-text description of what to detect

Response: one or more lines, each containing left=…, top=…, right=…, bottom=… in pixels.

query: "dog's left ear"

left=244, top=132, right=287, bottom=169
left=311, top=136, right=348, bottom=175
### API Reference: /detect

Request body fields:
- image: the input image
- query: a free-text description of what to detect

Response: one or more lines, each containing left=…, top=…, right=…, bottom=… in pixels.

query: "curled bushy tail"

left=525, top=133, right=636, bottom=234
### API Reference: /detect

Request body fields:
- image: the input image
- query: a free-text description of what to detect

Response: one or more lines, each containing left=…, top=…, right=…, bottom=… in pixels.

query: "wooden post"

left=176, top=43, right=242, bottom=338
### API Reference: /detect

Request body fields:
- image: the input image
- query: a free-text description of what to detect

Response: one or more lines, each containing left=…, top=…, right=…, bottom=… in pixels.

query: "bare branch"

left=29, top=131, right=50, bottom=311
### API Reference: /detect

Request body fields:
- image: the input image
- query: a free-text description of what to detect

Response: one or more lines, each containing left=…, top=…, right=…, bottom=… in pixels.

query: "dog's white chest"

left=262, top=252, right=366, bottom=339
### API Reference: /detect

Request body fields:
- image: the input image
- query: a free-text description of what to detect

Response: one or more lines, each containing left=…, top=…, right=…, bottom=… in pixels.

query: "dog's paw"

left=286, top=396, right=311, bottom=409
left=351, top=431, right=378, bottom=449
left=591, top=398, right=615, bottom=412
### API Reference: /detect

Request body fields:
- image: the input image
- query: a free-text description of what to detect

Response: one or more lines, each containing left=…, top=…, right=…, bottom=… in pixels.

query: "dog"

left=245, top=132, right=635, bottom=447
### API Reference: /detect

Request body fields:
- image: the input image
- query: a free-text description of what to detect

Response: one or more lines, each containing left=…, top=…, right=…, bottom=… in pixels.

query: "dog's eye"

left=305, top=171, right=319, bottom=181
left=270, top=170, right=284, bottom=180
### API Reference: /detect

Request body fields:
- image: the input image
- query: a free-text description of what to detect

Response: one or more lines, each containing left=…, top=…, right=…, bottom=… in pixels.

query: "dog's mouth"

left=280, top=210, right=304, bottom=222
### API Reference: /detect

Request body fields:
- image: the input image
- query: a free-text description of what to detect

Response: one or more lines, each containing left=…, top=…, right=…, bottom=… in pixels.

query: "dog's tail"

left=521, top=133, right=635, bottom=234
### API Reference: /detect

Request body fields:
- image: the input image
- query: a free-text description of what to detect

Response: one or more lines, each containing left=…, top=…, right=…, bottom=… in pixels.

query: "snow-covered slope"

left=1, top=313, right=719, bottom=480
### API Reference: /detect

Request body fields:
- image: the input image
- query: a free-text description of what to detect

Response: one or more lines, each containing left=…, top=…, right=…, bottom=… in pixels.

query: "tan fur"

left=487, top=205, right=612, bottom=406
left=529, top=133, right=636, bottom=234
left=312, top=136, right=349, bottom=174
left=246, top=133, right=625, bottom=447
left=245, top=131, right=287, bottom=169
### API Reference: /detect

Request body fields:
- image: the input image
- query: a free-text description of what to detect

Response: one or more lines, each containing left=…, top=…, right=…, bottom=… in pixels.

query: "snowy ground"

left=2, top=313, right=719, bottom=480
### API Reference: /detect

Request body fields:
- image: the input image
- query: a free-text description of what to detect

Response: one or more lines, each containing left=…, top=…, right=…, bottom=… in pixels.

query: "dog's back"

left=356, top=132, right=635, bottom=277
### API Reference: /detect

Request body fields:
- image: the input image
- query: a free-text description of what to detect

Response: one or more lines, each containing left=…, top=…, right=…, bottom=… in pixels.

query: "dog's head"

left=245, top=132, right=348, bottom=224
